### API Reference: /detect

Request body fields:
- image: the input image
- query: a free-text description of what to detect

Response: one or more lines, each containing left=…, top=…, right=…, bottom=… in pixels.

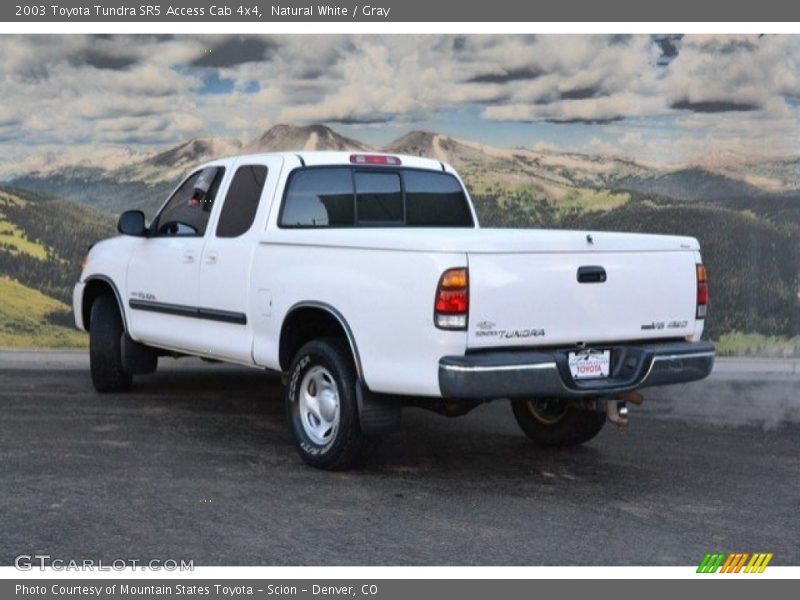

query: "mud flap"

left=121, top=334, right=158, bottom=375
left=356, top=383, right=402, bottom=438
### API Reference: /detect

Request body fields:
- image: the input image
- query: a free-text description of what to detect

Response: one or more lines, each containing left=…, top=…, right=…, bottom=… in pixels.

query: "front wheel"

left=285, top=339, right=373, bottom=470
left=511, top=398, right=605, bottom=447
left=89, top=295, right=132, bottom=393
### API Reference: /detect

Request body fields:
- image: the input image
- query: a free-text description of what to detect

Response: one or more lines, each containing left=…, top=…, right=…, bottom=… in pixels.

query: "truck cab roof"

left=201, top=151, right=452, bottom=174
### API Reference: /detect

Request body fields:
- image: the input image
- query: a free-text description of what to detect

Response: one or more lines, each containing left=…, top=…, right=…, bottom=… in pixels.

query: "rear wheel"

left=511, top=398, right=605, bottom=447
left=89, top=295, right=132, bottom=393
left=286, top=338, right=373, bottom=470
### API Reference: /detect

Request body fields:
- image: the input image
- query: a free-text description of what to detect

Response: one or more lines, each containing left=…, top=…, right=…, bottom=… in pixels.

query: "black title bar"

left=4, top=0, right=800, bottom=22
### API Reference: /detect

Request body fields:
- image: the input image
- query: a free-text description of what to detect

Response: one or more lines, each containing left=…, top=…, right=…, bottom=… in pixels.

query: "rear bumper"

left=438, top=340, right=715, bottom=400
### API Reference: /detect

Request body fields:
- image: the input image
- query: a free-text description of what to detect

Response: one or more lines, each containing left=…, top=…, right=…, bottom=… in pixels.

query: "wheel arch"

left=82, top=276, right=127, bottom=332
left=279, top=301, right=366, bottom=385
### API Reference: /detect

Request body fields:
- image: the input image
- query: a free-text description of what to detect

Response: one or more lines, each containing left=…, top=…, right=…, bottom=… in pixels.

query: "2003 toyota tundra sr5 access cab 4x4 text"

left=74, top=151, right=715, bottom=469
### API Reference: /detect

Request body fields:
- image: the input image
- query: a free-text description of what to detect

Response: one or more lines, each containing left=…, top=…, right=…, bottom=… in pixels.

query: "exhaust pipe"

left=606, top=399, right=628, bottom=428
left=619, top=391, right=644, bottom=406
left=580, top=392, right=643, bottom=429
left=604, top=391, right=645, bottom=429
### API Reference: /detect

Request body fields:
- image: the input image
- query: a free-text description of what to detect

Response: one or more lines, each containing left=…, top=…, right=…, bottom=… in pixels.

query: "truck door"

left=126, top=165, right=228, bottom=352
left=196, top=156, right=283, bottom=363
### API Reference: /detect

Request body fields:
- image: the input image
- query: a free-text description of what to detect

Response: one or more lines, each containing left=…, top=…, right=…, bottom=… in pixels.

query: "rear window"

left=405, top=170, right=473, bottom=227
left=279, top=168, right=355, bottom=227
left=279, top=167, right=473, bottom=228
left=355, top=172, right=403, bottom=224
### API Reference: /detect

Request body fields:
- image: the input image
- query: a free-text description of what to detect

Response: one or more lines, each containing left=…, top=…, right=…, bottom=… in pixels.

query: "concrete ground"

left=1, top=351, right=798, bottom=566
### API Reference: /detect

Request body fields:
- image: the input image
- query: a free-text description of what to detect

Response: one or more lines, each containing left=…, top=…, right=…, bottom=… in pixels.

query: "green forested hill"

left=0, top=186, right=115, bottom=303
left=9, top=172, right=174, bottom=216
left=0, top=276, right=87, bottom=347
left=0, top=186, right=115, bottom=346
left=0, top=182, right=798, bottom=350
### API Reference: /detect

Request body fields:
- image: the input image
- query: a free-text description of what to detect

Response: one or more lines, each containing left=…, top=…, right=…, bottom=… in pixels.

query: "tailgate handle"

left=577, top=265, right=607, bottom=283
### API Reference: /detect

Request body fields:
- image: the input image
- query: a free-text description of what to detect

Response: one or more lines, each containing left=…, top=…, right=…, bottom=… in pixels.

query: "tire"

left=286, top=338, right=373, bottom=470
left=89, top=295, right=132, bottom=393
left=511, top=398, right=605, bottom=447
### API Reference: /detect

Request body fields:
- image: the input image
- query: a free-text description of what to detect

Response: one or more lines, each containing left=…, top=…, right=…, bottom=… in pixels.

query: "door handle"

left=577, top=265, right=607, bottom=283
left=205, top=251, right=218, bottom=265
left=183, top=251, right=195, bottom=264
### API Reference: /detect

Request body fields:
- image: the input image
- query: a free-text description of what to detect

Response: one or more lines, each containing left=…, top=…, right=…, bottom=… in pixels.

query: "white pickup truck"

left=74, top=151, right=714, bottom=469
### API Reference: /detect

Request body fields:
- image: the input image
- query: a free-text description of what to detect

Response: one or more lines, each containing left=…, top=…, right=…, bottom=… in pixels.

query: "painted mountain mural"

left=1, top=123, right=798, bottom=349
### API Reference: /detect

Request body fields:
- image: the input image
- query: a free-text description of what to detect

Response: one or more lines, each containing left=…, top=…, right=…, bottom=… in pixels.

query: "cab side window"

left=216, top=165, right=268, bottom=238
left=152, top=167, right=225, bottom=237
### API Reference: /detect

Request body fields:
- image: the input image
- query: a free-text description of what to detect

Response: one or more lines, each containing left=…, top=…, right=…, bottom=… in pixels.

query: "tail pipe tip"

left=605, top=399, right=631, bottom=428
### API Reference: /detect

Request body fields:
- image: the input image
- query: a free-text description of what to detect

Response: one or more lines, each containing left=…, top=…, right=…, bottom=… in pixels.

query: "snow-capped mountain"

left=115, top=137, right=244, bottom=185
left=6, top=123, right=800, bottom=215
left=243, top=124, right=372, bottom=153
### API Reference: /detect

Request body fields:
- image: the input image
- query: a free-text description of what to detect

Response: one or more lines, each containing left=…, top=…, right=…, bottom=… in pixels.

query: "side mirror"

left=117, top=210, right=148, bottom=237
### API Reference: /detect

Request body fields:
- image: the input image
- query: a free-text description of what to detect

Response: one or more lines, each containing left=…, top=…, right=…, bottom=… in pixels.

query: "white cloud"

left=0, top=34, right=798, bottom=168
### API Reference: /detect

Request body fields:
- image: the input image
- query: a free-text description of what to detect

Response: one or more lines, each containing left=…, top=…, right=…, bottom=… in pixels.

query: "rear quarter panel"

left=250, top=242, right=467, bottom=396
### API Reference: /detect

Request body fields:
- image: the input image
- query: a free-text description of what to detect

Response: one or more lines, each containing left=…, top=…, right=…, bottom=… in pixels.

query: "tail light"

left=696, top=264, right=708, bottom=319
left=350, top=154, right=402, bottom=166
left=434, top=267, right=469, bottom=330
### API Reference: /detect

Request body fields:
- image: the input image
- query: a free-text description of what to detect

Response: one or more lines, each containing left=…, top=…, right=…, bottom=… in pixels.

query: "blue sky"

left=1, top=34, right=799, bottom=175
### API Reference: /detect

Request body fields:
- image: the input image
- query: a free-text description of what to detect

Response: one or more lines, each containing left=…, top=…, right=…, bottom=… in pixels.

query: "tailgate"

left=467, top=250, right=698, bottom=348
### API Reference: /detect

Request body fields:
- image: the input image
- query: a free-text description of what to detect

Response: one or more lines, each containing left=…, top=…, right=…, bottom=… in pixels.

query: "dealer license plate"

left=568, top=349, right=611, bottom=380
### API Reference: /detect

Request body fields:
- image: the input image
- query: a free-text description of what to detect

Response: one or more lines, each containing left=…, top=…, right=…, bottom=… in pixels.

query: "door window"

left=151, top=166, right=226, bottom=237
